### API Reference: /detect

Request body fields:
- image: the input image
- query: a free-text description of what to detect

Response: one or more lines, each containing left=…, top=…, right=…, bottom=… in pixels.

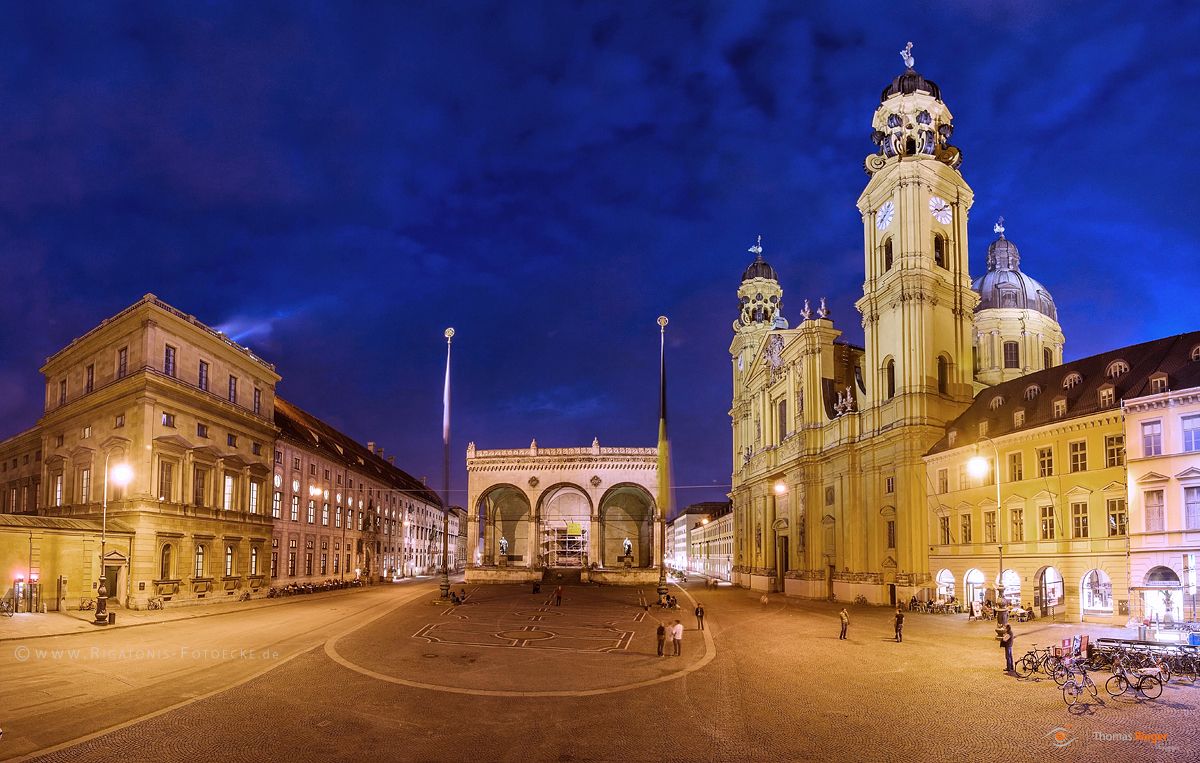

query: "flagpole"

left=439, top=327, right=455, bottom=602
left=657, top=315, right=669, bottom=598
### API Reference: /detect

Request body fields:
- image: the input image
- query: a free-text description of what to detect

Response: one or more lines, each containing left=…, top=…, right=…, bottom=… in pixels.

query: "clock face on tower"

left=876, top=200, right=895, bottom=231
left=928, top=196, right=952, bottom=224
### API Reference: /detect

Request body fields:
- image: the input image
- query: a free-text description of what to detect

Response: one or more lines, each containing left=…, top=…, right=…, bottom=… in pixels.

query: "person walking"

left=999, top=623, right=1015, bottom=672
left=671, top=619, right=683, bottom=656
left=695, top=602, right=705, bottom=631
left=894, top=607, right=905, bottom=642
left=839, top=607, right=849, bottom=640
left=554, top=585, right=563, bottom=606
left=656, top=622, right=666, bottom=656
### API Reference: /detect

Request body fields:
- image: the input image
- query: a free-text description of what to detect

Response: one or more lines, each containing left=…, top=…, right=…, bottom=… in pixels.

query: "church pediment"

left=772, top=517, right=789, bottom=531
left=881, top=556, right=897, bottom=568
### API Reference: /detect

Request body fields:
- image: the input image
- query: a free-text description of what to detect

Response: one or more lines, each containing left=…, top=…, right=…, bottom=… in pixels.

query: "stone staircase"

left=542, top=567, right=583, bottom=585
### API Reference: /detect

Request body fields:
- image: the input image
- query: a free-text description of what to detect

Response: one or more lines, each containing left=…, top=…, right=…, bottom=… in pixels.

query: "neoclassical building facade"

left=464, top=439, right=661, bottom=585
left=729, top=51, right=1064, bottom=603
left=0, top=294, right=445, bottom=610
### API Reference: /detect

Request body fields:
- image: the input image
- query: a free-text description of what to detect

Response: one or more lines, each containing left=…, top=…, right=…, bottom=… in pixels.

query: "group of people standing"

left=654, top=602, right=704, bottom=657
left=834, top=607, right=905, bottom=641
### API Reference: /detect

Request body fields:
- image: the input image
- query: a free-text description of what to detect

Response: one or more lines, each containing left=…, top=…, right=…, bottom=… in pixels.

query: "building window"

left=1182, top=416, right=1200, bottom=453
left=886, top=360, right=896, bottom=399
left=1052, top=399, right=1067, bottom=419
left=225, top=546, right=235, bottom=577
left=194, top=545, right=205, bottom=578
left=1099, top=388, right=1114, bottom=407
left=251, top=442, right=262, bottom=456
left=54, top=474, right=63, bottom=506
left=320, top=552, right=328, bottom=575
left=292, top=456, right=301, bottom=470
left=228, top=375, right=238, bottom=404
left=1062, top=373, right=1082, bottom=390
left=290, top=496, right=299, bottom=521
left=937, top=356, right=948, bottom=394
left=197, top=423, right=209, bottom=438
left=938, top=516, right=950, bottom=545
left=1039, top=505, right=1055, bottom=540
left=80, top=468, right=91, bottom=503
left=274, top=450, right=283, bottom=464
left=1003, top=342, right=1019, bottom=369
left=884, top=476, right=895, bottom=494
left=117, top=347, right=128, bottom=378
left=272, top=491, right=282, bottom=519
left=164, top=345, right=177, bottom=377
left=1011, top=509, right=1024, bottom=542
left=883, top=238, right=893, bottom=271
left=288, top=549, right=297, bottom=577
left=960, top=514, right=972, bottom=544
left=1044, top=347, right=1052, bottom=370
left=777, top=399, right=788, bottom=440
left=1024, top=384, right=1040, bottom=401
left=322, top=502, right=330, bottom=526
left=254, top=388, right=262, bottom=415
left=1151, top=376, right=1168, bottom=394
left=984, top=511, right=997, bottom=543
left=1071, top=502, right=1089, bottom=538
left=227, top=433, right=237, bottom=447
left=1145, top=490, right=1165, bottom=532
left=59, top=378, right=67, bottom=406
left=161, top=412, right=175, bottom=428
left=978, top=421, right=989, bottom=437
left=197, top=360, right=209, bottom=391
left=249, top=480, right=260, bottom=514
left=1008, top=452, right=1023, bottom=482
left=115, top=413, right=125, bottom=428
left=193, top=467, right=207, bottom=506
left=957, top=463, right=967, bottom=491
left=1105, top=435, right=1125, bottom=467
left=85, top=364, right=94, bottom=394
left=1069, top=441, right=1087, bottom=473
left=305, top=552, right=313, bottom=576
left=158, top=461, right=173, bottom=502
left=251, top=547, right=259, bottom=576
left=933, top=233, right=946, bottom=268
left=936, top=469, right=948, bottom=494
left=271, top=551, right=278, bottom=577
left=80, top=425, right=91, bottom=439
left=1105, top=359, right=1129, bottom=378
left=307, top=500, right=316, bottom=524
left=1104, top=501, right=1123, bottom=537
left=1037, top=447, right=1053, bottom=477
left=223, top=474, right=235, bottom=511
left=1185, top=486, right=1200, bottom=530
left=335, top=506, right=343, bottom=528
left=1142, top=421, right=1163, bottom=457
left=160, top=544, right=172, bottom=579
left=310, top=464, right=316, bottom=475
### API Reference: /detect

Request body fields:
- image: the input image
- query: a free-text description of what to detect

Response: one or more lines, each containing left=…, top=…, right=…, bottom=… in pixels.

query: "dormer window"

left=1013, top=409, right=1025, bottom=428
left=1191, top=344, right=1200, bottom=362
left=1105, top=359, right=1129, bottom=379
left=1099, top=386, right=1115, bottom=407
left=1062, top=373, right=1083, bottom=390
left=1053, top=398, right=1067, bottom=419
left=947, top=430, right=958, bottom=447
left=1150, top=375, right=1168, bottom=394
left=989, top=396, right=1004, bottom=410
left=979, top=421, right=989, bottom=437
left=1024, top=384, right=1041, bottom=401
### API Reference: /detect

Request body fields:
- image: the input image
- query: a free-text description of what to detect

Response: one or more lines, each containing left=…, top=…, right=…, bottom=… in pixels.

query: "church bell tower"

left=855, top=42, right=978, bottom=420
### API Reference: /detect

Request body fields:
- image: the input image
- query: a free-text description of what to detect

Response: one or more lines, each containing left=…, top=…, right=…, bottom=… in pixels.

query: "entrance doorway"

left=965, top=568, right=986, bottom=604
left=103, top=565, right=122, bottom=607
left=888, top=584, right=896, bottom=607
left=776, top=537, right=789, bottom=591
left=1036, top=566, right=1064, bottom=617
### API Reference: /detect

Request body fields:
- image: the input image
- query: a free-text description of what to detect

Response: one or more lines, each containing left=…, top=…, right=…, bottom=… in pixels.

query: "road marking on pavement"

left=8, top=585, right=434, bottom=763
left=324, top=583, right=716, bottom=697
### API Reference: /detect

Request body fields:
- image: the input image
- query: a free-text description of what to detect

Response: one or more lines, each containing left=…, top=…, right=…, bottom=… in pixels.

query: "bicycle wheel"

left=1043, top=655, right=1061, bottom=675
left=1015, top=655, right=1035, bottom=678
left=1062, top=680, right=1082, bottom=707
left=1106, top=674, right=1128, bottom=697
left=1137, top=675, right=1162, bottom=699
left=1053, top=664, right=1072, bottom=686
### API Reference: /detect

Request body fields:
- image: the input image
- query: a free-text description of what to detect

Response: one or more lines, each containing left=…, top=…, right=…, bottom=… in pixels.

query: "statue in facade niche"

left=623, top=537, right=633, bottom=557
left=499, top=536, right=509, bottom=556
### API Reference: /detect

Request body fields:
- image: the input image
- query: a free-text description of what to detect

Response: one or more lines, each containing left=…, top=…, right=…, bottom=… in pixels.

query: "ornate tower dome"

left=734, top=236, right=787, bottom=332
left=864, top=41, right=962, bottom=175
left=971, top=218, right=1066, bottom=386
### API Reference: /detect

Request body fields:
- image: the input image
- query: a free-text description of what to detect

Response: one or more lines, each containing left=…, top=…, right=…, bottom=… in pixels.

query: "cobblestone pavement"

left=8, top=581, right=1199, bottom=762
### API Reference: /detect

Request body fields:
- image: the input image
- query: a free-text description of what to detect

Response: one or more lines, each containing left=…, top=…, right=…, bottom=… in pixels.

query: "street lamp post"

left=438, top=327, right=454, bottom=602
left=96, top=455, right=132, bottom=626
left=656, top=316, right=669, bottom=599
left=967, top=436, right=1008, bottom=626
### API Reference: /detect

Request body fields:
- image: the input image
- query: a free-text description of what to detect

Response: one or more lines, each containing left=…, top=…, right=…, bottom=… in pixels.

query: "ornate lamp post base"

left=93, top=582, right=109, bottom=626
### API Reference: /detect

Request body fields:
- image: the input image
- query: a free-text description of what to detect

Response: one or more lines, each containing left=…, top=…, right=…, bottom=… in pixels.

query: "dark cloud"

left=1, top=1, right=1198, bottom=506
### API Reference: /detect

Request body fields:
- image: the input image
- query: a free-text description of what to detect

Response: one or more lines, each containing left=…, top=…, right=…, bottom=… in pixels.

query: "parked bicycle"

left=147, top=597, right=164, bottom=610
left=1106, top=656, right=1163, bottom=700
left=79, top=597, right=95, bottom=611
left=1015, top=643, right=1062, bottom=679
left=1061, top=662, right=1099, bottom=708
left=0, top=598, right=14, bottom=617
left=238, top=591, right=251, bottom=602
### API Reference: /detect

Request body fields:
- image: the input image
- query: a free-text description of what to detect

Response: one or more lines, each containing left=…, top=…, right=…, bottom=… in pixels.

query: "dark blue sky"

left=1, top=2, right=1198, bottom=507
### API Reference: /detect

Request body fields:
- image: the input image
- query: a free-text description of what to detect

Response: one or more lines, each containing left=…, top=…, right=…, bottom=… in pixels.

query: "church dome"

left=881, top=68, right=941, bottom=103
left=741, top=253, right=778, bottom=283
left=971, top=227, right=1057, bottom=320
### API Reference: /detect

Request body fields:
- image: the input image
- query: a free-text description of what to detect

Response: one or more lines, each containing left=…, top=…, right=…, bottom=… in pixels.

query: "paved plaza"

left=1, top=580, right=1197, bottom=762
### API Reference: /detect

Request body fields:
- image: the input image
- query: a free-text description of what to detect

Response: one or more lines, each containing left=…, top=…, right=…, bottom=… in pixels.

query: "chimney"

left=367, top=442, right=376, bottom=453
left=388, top=456, right=395, bottom=465
left=421, top=476, right=427, bottom=485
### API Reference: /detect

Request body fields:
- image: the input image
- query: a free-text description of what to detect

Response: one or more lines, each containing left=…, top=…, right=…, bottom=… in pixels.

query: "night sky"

left=1, top=2, right=1198, bottom=509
